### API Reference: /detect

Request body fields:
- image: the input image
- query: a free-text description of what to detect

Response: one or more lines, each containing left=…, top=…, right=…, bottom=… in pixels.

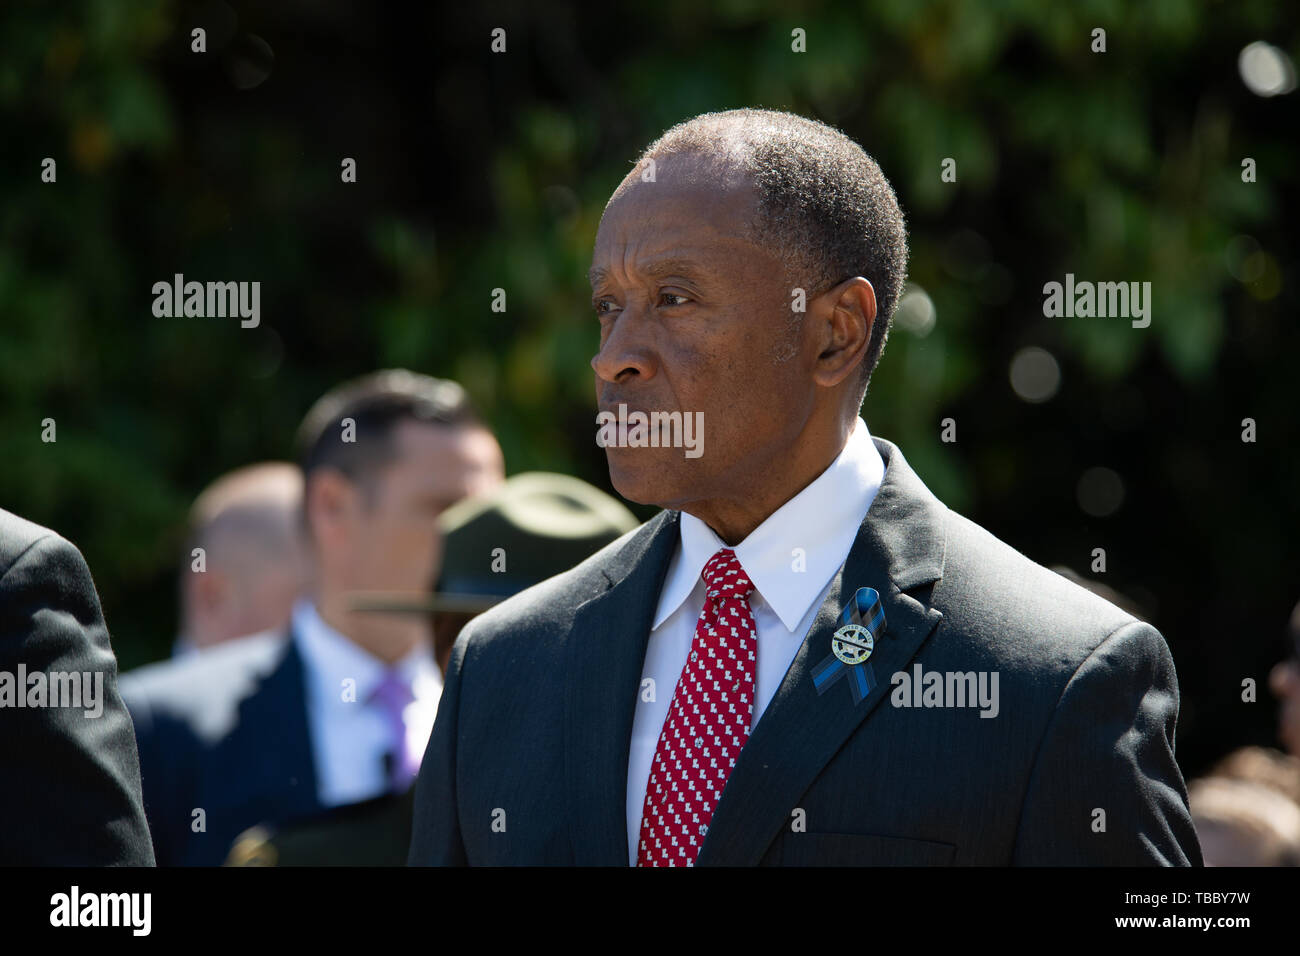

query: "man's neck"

left=313, top=594, right=426, bottom=666
left=684, top=417, right=855, bottom=546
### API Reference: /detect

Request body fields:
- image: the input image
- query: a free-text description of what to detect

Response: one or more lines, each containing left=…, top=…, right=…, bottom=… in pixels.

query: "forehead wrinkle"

left=590, top=252, right=722, bottom=293
left=592, top=176, right=763, bottom=291
left=641, top=256, right=709, bottom=280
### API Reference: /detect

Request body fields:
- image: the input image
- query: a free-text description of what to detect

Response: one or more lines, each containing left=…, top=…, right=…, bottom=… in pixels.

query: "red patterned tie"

left=636, top=548, right=758, bottom=866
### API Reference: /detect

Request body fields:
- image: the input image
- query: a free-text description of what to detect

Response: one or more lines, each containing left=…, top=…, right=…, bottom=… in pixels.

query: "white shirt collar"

left=653, top=417, right=885, bottom=633
left=291, top=598, right=439, bottom=704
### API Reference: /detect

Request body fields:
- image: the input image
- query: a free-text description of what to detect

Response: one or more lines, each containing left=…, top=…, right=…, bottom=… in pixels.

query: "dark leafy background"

left=2, top=0, right=1297, bottom=776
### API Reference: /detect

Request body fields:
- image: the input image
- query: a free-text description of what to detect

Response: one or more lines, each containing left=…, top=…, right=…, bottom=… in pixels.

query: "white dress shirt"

left=625, top=417, right=886, bottom=863
left=292, top=599, right=442, bottom=808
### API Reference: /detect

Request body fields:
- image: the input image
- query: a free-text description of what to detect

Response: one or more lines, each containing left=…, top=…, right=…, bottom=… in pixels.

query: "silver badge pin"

left=831, top=623, right=874, bottom=665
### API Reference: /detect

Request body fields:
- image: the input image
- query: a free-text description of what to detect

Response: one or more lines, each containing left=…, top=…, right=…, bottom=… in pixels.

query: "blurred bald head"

left=180, top=462, right=307, bottom=651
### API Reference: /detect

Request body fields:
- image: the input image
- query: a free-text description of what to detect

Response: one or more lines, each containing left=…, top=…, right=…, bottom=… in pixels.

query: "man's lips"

left=598, top=400, right=657, bottom=416
left=597, top=402, right=688, bottom=448
left=598, top=403, right=692, bottom=421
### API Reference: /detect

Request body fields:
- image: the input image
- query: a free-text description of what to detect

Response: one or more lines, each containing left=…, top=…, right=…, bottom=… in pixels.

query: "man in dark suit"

left=0, top=509, right=154, bottom=864
left=121, top=370, right=504, bottom=864
left=409, top=108, right=1202, bottom=866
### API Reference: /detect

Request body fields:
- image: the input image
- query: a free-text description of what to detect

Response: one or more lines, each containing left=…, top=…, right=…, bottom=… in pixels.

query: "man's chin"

left=606, top=454, right=685, bottom=508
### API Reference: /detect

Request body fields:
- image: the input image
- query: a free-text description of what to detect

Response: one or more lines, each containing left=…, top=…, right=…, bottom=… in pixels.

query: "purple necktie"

left=368, top=671, right=420, bottom=793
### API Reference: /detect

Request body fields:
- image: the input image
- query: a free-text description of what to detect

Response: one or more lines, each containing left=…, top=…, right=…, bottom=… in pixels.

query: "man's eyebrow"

left=588, top=257, right=705, bottom=287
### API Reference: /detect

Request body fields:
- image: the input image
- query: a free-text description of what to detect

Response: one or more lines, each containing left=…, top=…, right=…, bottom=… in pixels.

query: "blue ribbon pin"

left=811, top=587, right=886, bottom=704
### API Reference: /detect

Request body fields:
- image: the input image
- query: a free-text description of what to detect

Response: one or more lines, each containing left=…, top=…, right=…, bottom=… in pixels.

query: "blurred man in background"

left=1269, top=599, right=1300, bottom=758
left=1189, top=745, right=1300, bottom=866
left=230, top=471, right=637, bottom=865
left=1185, top=602, right=1300, bottom=867
left=173, top=462, right=306, bottom=657
left=1189, top=775, right=1300, bottom=866
left=122, top=370, right=503, bottom=864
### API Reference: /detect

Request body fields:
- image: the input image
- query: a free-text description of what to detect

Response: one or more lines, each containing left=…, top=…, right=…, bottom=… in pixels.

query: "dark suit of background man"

left=0, top=509, right=154, bottom=864
left=122, top=370, right=504, bottom=864
left=410, top=108, right=1203, bottom=866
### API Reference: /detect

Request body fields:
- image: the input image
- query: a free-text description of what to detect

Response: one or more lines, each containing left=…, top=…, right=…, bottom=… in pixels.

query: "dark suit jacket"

left=409, top=437, right=1203, bottom=866
left=119, top=632, right=322, bottom=865
left=0, top=509, right=155, bottom=865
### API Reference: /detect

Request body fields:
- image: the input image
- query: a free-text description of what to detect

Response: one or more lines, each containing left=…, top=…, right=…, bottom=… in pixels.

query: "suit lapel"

left=565, top=510, right=680, bottom=865
left=698, top=438, right=948, bottom=865
left=225, top=634, right=322, bottom=824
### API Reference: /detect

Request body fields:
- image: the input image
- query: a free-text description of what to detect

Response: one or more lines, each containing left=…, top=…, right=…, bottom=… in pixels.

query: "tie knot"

left=368, top=671, right=414, bottom=713
left=701, top=548, right=754, bottom=602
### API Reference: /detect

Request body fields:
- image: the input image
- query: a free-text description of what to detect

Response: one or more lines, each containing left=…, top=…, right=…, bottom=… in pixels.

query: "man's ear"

left=304, top=469, right=357, bottom=548
left=188, top=566, right=232, bottom=617
left=811, top=277, right=876, bottom=389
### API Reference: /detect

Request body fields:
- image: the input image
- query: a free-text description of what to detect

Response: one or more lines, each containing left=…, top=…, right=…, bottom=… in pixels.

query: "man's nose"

left=592, top=310, right=657, bottom=384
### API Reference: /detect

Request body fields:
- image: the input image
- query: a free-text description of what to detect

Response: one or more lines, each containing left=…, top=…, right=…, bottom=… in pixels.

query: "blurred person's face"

left=589, top=152, right=874, bottom=542
left=308, top=420, right=503, bottom=619
left=224, top=551, right=306, bottom=644
left=342, top=421, right=503, bottom=596
left=1269, top=656, right=1300, bottom=757
left=305, top=420, right=503, bottom=663
left=1196, top=820, right=1277, bottom=867
left=190, top=560, right=305, bottom=650
left=185, top=515, right=307, bottom=649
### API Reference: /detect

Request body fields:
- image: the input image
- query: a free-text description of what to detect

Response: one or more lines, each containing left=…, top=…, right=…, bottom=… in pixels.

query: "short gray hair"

left=625, top=108, right=909, bottom=399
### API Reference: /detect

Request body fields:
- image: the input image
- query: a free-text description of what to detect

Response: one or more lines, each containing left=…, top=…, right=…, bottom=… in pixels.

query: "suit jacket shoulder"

left=452, top=513, right=672, bottom=663
left=120, top=630, right=288, bottom=743
left=843, top=461, right=1198, bottom=865
left=935, top=505, right=1141, bottom=674
left=0, top=508, right=155, bottom=865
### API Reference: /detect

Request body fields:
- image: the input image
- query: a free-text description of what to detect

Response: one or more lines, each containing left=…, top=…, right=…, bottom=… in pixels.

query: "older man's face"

left=589, top=154, right=817, bottom=512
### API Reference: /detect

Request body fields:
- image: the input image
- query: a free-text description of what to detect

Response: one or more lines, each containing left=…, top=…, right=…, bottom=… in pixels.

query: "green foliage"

left=1, top=0, right=1296, bottom=778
